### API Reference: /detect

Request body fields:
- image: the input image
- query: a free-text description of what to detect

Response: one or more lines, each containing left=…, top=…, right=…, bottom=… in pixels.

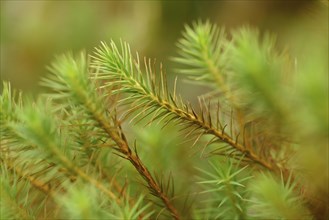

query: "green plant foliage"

left=0, top=166, right=36, bottom=220
left=59, top=184, right=154, bottom=220
left=172, top=20, right=228, bottom=88
left=0, top=82, right=23, bottom=143
left=248, top=173, right=313, bottom=219
left=227, top=27, right=288, bottom=117
left=105, top=189, right=154, bottom=220
left=195, top=158, right=252, bottom=220
left=1, top=19, right=327, bottom=220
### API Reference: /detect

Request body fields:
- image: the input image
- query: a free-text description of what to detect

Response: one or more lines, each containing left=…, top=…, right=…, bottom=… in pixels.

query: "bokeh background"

left=1, top=0, right=327, bottom=93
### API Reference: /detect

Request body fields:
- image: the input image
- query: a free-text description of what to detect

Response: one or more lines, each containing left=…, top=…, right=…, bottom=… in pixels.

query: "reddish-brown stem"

left=88, top=103, right=181, bottom=220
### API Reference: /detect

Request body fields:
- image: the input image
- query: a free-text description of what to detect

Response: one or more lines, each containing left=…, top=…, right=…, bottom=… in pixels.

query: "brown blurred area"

left=0, top=0, right=327, bottom=93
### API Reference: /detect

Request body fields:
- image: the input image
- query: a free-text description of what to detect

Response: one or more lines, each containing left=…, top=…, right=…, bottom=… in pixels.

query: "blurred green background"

left=0, top=0, right=326, bottom=92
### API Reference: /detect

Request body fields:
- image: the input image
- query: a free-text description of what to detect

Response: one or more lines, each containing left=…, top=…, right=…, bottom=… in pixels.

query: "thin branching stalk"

left=93, top=41, right=275, bottom=172
left=82, top=93, right=181, bottom=220
left=8, top=163, right=54, bottom=197
left=146, top=96, right=274, bottom=171
left=42, top=53, right=180, bottom=219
